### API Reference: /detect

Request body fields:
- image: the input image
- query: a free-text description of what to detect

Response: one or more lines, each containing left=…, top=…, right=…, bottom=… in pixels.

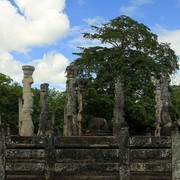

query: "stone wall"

left=0, top=124, right=180, bottom=180
left=130, top=136, right=172, bottom=180
left=0, top=124, right=5, bottom=180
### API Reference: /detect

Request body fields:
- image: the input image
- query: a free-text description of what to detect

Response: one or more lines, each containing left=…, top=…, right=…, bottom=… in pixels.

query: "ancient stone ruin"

left=87, top=117, right=109, bottom=133
left=77, top=79, right=86, bottom=135
left=1, top=65, right=180, bottom=180
left=63, top=64, right=78, bottom=136
left=155, top=75, right=172, bottom=137
left=37, top=83, right=49, bottom=136
left=19, top=65, right=35, bottom=136
left=113, top=75, right=127, bottom=136
left=15, top=64, right=175, bottom=140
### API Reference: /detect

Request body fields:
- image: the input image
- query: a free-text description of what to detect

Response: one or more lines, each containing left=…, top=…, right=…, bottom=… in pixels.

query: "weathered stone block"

left=130, top=149, right=171, bottom=161
left=54, top=136, right=118, bottom=148
left=172, top=132, right=180, bottom=180
left=55, top=162, right=119, bottom=172
left=129, top=136, right=171, bottom=148
left=6, top=149, right=45, bottom=160
left=55, top=149, right=119, bottom=163
left=6, top=162, right=45, bottom=172
left=6, top=136, right=45, bottom=148
left=130, top=162, right=171, bottom=172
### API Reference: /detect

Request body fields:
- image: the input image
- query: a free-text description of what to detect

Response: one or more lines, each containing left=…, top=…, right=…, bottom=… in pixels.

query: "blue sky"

left=0, top=0, right=180, bottom=90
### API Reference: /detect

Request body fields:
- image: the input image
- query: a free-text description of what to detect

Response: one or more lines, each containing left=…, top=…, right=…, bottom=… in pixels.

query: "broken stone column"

left=154, top=75, right=172, bottom=137
left=154, top=79, right=163, bottom=137
left=77, top=79, right=86, bottom=136
left=37, top=83, right=49, bottom=136
left=45, top=129, right=55, bottom=180
left=113, top=76, right=127, bottom=136
left=118, top=127, right=130, bottom=180
left=20, top=65, right=35, bottom=136
left=63, top=65, right=77, bottom=136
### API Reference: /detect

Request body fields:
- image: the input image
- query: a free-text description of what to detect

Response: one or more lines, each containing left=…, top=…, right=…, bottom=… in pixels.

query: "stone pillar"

left=37, top=83, right=49, bottom=136
left=77, top=79, right=86, bottom=136
left=154, top=75, right=172, bottom=137
left=63, top=65, right=77, bottom=136
left=118, top=127, right=130, bottom=180
left=45, top=130, right=55, bottom=180
left=154, top=79, right=163, bottom=137
left=0, top=124, right=5, bottom=180
left=113, top=76, right=127, bottom=136
left=172, top=131, right=180, bottom=180
left=20, top=65, right=35, bottom=136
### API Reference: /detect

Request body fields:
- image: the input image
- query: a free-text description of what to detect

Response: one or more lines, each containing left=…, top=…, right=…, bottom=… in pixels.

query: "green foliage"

left=47, top=89, right=67, bottom=133
left=171, top=85, right=180, bottom=121
left=32, top=88, right=67, bottom=134
left=31, top=88, right=41, bottom=133
left=85, top=87, right=114, bottom=130
left=0, top=73, right=22, bottom=132
left=73, top=15, right=179, bottom=131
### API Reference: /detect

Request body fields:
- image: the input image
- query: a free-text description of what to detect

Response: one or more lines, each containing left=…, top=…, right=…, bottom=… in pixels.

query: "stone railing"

left=0, top=124, right=180, bottom=180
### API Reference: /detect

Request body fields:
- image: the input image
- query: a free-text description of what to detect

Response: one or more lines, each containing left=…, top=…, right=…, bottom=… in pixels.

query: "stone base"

left=85, top=130, right=112, bottom=136
left=20, top=121, right=34, bottom=136
left=113, top=122, right=128, bottom=136
left=161, top=127, right=172, bottom=136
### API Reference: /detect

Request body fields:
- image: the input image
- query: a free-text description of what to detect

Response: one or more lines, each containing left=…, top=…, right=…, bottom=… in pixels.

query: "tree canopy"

left=0, top=73, right=22, bottom=131
left=73, top=15, right=179, bottom=132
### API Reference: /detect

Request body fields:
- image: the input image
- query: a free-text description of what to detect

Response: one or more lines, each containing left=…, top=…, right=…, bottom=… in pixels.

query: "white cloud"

left=83, top=16, right=106, bottom=26
left=154, top=25, right=180, bottom=56
left=0, top=0, right=70, bottom=90
left=120, top=0, right=153, bottom=16
left=68, top=35, right=102, bottom=49
left=158, top=30, right=180, bottom=56
left=0, top=51, right=70, bottom=90
left=32, top=51, right=69, bottom=90
left=0, top=52, right=23, bottom=83
left=171, top=74, right=180, bottom=85
left=67, top=17, right=109, bottom=49
left=120, top=5, right=139, bottom=17
left=153, top=25, right=180, bottom=85
left=0, top=0, right=70, bottom=53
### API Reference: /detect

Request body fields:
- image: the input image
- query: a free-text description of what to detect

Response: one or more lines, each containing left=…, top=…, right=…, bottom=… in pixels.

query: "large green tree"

left=0, top=73, right=22, bottom=132
left=73, top=15, right=178, bottom=132
left=47, top=89, right=67, bottom=133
